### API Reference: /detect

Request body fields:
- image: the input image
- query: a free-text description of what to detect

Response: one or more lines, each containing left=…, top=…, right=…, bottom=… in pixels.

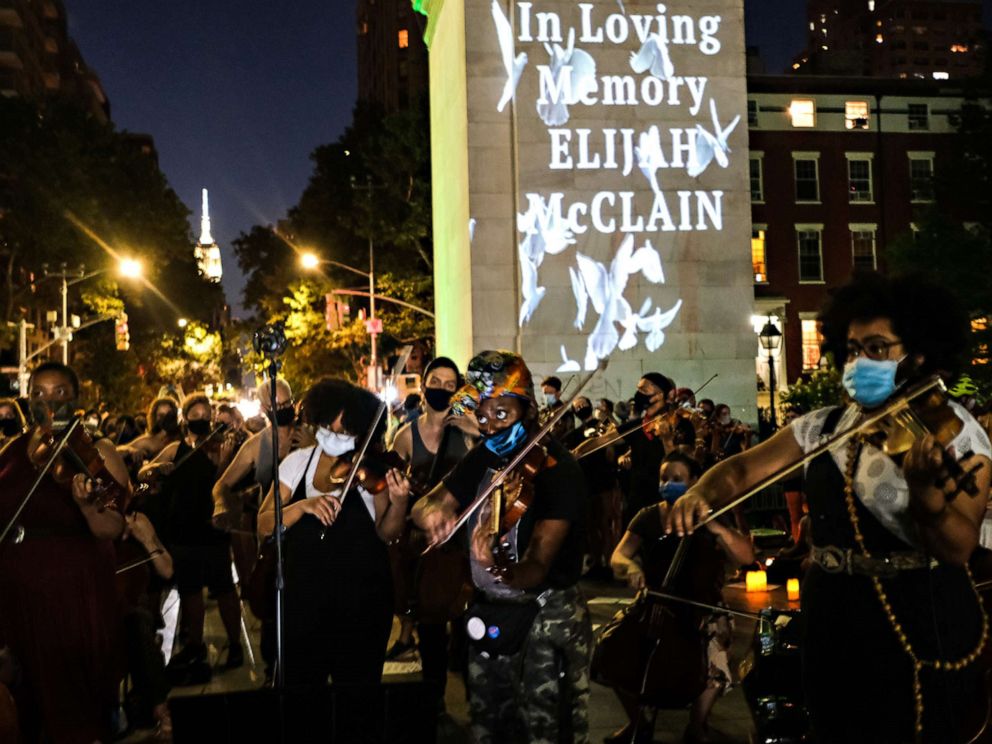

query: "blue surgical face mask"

left=484, top=420, right=528, bottom=457
left=842, top=356, right=901, bottom=409
left=658, top=481, right=689, bottom=505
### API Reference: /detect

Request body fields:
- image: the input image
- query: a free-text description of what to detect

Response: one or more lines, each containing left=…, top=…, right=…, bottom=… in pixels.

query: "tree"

left=0, top=96, right=225, bottom=406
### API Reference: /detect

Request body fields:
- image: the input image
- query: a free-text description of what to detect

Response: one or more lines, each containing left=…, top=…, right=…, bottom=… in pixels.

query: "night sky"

left=63, top=1, right=981, bottom=316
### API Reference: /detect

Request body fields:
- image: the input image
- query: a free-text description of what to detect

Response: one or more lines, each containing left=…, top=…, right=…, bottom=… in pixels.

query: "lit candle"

left=787, top=578, right=801, bottom=601
left=745, top=570, right=768, bottom=593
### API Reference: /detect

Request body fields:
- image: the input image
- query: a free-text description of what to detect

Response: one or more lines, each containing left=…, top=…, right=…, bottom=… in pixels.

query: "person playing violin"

left=119, top=396, right=182, bottom=473
left=408, top=350, right=591, bottom=744
left=256, top=378, right=408, bottom=728
left=0, top=361, right=129, bottom=743
left=669, top=272, right=992, bottom=743
left=609, top=452, right=754, bottom=744
left=0, top=397, right=27, bottom=451
left=385, top=358, right=476, bottom=695
left=618, top=372, right=675, bottom=524
left=138, top=392, right=243, bottom=677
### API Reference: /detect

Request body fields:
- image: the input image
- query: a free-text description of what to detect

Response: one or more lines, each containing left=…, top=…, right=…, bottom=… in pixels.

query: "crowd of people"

left=0, top=271, right=990, bottom=744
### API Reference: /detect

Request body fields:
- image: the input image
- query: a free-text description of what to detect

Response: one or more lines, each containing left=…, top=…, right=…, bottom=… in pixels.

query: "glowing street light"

left=118, top=257, right=143, bottom=279
left=300, top=252, right=321, bottom=271
left=177, top=318, right=189, bottom=329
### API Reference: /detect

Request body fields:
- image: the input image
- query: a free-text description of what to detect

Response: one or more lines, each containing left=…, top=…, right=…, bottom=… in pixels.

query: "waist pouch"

left=464, top=592, right=549, bottom=657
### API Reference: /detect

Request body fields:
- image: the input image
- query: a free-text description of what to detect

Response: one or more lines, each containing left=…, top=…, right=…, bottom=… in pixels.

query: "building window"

left=398, top=29, right=409, bottom=48
left=801, top=319, right=823, bottom=370
left=750, top=156, right=764, bottom=202
left=789, top=99, right=816, bottom=128
left=794, top=157, right=820, bottom=203
left=748, top=99, right=758, bottom=127
left=908, top=103, right=929, bottom=130
left=797, top=227, right=824, bottom=282
left=847, top=157, right=873, bottom=202
left=909, top=154, right=935, bottom=202
left=851, top=225, right=878, bottom=270
left=845, top=101, right=870, bottom=129
left=752, top=226, right=767, bottom=283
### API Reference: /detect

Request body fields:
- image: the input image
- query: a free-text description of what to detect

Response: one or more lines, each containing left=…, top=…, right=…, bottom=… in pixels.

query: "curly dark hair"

left=662, top=451, right=703, bottom=481
left=181, top=393, right=212, bottom=419
left=818, top=271, right=969, bottom=379
left=302, top=378, right=386, bottom=442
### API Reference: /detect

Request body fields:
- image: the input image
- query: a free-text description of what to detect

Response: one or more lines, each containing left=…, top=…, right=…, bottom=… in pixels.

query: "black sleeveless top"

left=409, top=419, right=469, bottom=489
left=162, top=439, right=227, bottom=547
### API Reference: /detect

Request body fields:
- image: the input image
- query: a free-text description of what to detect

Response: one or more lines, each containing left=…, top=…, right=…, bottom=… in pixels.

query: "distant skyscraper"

left=793, top=0, right=986, bottom=78
left=194, top=189, right=223, bottom=283
left=356, top=0, right=429, bottom=111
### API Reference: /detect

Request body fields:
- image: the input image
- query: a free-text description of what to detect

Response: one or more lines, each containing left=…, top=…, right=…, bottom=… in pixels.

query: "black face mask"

left=153, top=409, right=180, bottom=436
left=273, top=406, right=296, bottom=426
left=424, top=387, right=454, bottom=412
left=30, top=399, right=75, bottom=428
left=632, top=391, right=652, bottom=415
left=186, top=419, right=211, bottom=437
left=0, top=418, right=21, bottom=437
left=574, top=405, right=593, bottom=422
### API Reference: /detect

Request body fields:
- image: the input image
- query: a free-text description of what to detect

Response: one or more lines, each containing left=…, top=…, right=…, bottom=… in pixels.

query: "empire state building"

left=194, top=188, right=223, bottom=283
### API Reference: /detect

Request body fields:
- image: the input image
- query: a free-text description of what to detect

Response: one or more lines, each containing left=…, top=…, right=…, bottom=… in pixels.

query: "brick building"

left=0, top=0, right=109, bottom=120
left=747, top=74, right=989, bottom=389
left=357, top=0, right=429, bottom=111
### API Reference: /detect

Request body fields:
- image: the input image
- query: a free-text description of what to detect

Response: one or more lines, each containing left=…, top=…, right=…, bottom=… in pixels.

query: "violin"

left=28, top=417, right=128, bottom=513
left=326, top=446, right=429, bottom=499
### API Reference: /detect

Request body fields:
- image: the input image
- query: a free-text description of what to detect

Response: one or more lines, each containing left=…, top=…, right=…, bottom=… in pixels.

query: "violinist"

left=618, top=373, right=675, bottom=523
left=0, top=397, right=27, bottom=451
left=668, top=272, right=992, bottom=743
left=138, top=392, right=243, bottom=678
left=256, top=378, right=406, bottom=705
left=386, top=357, right=475, bottom=702
left=0, top=361, right=129, bottom=743
left=119, top=397, right=182, bottom=472
left=539, top=375, right=576, bottom=441
left=608, top=452, right=754, bottom=744
left=409, top=350, right=591, bottom=744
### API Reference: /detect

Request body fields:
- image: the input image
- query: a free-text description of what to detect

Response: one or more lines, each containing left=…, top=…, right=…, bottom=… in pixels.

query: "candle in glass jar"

left=787, top=578, right=801, bottom=601
left=745, top=570, right=768, bottom=593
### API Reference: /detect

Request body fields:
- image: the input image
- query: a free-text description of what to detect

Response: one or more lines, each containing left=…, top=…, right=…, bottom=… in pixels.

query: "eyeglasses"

left=846, top=338, right=902, bottom=361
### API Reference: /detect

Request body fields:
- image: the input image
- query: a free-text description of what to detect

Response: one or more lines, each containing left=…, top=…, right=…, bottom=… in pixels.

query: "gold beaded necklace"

left=842, top=437, right=989, bottom=739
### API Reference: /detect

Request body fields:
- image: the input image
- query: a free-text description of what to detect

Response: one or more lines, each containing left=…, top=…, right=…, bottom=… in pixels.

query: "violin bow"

left=170, top=422, right=229, bottom=472
left=116, top=548, right=165, bottom=575
left=429, top=358, right=609, bottom=550
left=576, top=373, right=720, bottom=461
left=0, top=417, right=83, bottom=547
left=692, top=375, right=945, bottom=533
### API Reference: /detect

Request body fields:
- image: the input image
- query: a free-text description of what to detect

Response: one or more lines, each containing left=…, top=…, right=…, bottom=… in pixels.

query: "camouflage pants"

left=467, top=587, right=592, bottom=744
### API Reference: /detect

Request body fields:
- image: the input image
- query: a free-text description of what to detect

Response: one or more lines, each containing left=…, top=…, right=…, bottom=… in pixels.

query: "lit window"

left=794, top=157, right=820, bottom=202
left=398, top=29, right=409, bottom=48
left=909, top=155, right=935, bottom=202
left=908, top=103, right=929, bottom=130
left=845, top=101, right=870, bottom=129
left=876, top=33, right=884, bottom=44
left=750, top=157, right=764, bottom=202
left=752, top=226, right=767, bottom=283
left=933, top=71, right=949, bottom=80
left=951, top=43, right=969, bottom=53
left=797, top=227, right=824, bottom=282
left=847, top=157, right=873, bottom=202
left=789, top=99, right=816, bottom=128
left=851, top=226, right=877, bottom=270
left=974, top=317, right=989, bottom=365
left=801, top=320, right=823, bottom=370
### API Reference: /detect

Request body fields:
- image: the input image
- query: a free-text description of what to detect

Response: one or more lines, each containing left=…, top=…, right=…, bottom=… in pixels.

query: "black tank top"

left=163, top=439, right=226, bottom=547
left=410, top=419, right=469, bottom=489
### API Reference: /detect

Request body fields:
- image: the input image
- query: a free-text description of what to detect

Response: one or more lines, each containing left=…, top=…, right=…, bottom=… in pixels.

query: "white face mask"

left=316, top=428, right=356, bottom=457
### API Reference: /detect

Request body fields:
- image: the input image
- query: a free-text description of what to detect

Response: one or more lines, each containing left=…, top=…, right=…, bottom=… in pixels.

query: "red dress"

left=0, top=432, right=123, bottom=744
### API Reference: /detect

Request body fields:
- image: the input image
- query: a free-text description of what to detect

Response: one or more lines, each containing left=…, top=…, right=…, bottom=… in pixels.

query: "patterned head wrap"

left=450, top=350, right=535, bottom=416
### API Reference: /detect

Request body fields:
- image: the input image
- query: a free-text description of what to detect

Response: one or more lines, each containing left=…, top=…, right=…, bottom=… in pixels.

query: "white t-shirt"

left=278, top=446, right=377, bottom=521
left=790, top=400, right=992, bottom=548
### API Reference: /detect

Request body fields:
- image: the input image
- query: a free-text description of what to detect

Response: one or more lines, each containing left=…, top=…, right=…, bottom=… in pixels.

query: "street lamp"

left=177, top=318, right=189, bottom=329
left=299, top=250, right=379, bottom=385
left=759, top=319, right=783, bottom=429
left=44, top=258, right=144, bottom=363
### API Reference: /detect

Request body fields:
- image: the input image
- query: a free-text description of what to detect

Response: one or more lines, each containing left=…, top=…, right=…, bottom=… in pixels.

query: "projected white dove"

left=536, top=28, right=597, bottom=126
left=629, top=34, right=675, bottom=80
left=558, top=236, right=682, bottom=371
left=516, top=195, right=576, bottom=326
left=635, top=125, right=666, bottom=195
left=491, top=0, right=527, bottom=112
left=689, top=98, right=741, bottom=178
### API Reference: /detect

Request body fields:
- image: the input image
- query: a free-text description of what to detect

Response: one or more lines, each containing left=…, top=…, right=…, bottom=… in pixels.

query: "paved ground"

left=124, top=577, right=802, bottom=743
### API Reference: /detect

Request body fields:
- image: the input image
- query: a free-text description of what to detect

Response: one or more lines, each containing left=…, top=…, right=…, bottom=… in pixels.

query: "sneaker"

left=384, top=639, right=417, bottom=661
